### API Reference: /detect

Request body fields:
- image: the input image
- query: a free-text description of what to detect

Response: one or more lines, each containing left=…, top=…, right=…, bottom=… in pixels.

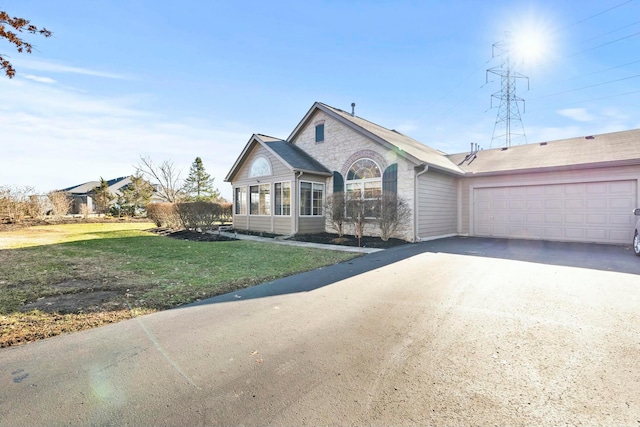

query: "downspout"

left=294, top=171, right=303, bottom=235
left=414, top=164, right=429, bottom=242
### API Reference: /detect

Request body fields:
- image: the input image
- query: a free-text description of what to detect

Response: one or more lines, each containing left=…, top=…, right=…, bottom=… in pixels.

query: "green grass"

left=0, top=223, right=359, bottom=314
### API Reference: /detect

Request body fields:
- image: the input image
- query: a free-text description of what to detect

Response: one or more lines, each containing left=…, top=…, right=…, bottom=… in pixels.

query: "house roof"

left=447, top=129, right=640, bottom=175
left=62, top=176, right=131, bottom=195
left=288, top=102, right=465, bottom=175
left=224, top=134, right=332, bottom=182
left=263, top=140, right=331, bottom=175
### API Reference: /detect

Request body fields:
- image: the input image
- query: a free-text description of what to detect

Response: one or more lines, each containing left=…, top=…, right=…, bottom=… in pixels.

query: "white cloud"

left=556, top=108, right=595, bottom=122
left=13, top=58, right=128, bottom=80
left=0, top=79, right=248, bottom=200
left=23, top=74, right=57, bottom=84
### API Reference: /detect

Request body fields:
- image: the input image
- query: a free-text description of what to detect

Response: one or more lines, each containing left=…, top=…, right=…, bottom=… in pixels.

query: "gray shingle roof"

left=316, top=103, right=464, bottom=175
left=262, top=139, right=331, bottom=175
left=447, top=129, right=640, bottom=174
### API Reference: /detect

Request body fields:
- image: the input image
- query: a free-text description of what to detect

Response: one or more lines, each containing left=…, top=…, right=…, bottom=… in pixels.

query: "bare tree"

left=344, top=191, right=370, bottom=247
left=374, top=192, right=412, bottom=241
left=47, top=191, right=72, bottom=218
left=324, top=192, right=346, bottom=237
left=1, top=10, right=52, bottom=78
left=136, top=156, right=183, bottom=203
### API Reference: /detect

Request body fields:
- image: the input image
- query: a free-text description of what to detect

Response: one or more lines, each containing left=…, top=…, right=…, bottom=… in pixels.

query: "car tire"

left=634, top=231, right=640, bottom=257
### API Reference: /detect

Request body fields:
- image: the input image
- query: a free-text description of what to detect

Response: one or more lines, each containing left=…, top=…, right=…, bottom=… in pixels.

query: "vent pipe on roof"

left=351, top=102, right=356, bottom=117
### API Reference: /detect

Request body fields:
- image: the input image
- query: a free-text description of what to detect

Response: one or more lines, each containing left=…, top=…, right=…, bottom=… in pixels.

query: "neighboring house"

left=225, top=102, right=640, bottom=245
left=62, top=176, right=133, bottom=214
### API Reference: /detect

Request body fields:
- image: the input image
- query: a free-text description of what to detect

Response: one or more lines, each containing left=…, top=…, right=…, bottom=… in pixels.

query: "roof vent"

left=351, top=102, right=356, bottom=117
left=585, top=135, right=595, bottom=140
left=540, top=142, right=547, bottom=146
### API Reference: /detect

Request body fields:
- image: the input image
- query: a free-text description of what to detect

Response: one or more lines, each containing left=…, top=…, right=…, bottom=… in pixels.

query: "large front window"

left=346, top=158, right=382, bottom=218
left=300, top=181, right=324, bottom=216
left=274, top=181, right=291, bottom=216
left=249, top=184, right=270, bottom=215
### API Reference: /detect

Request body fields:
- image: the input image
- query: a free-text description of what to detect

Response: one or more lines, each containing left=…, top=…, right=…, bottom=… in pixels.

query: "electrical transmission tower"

left=487, top=32, right=529, bottom=148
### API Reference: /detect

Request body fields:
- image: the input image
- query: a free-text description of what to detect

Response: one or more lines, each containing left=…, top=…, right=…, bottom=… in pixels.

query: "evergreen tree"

left=93, top=178, right=115, bottom=214
left=121, top=174, right=154, bottom=215
left=182, top=157, right=220, bottom=201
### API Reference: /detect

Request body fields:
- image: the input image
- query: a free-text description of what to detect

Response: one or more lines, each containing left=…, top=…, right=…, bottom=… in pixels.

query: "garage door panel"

left=545, top=213, right=563, bottom=224
left=586, top=229, right=607, bottom=240
left=545, top=199, right=563, bottom=209
left=610, top=198, right=633, bottom=209
left=610, top=230, right=631, bottom=241
left=564, top=184, right=584, bottom=195
left=610, top=214, right=634, bottom=226
left=586, top=182, right=607, bottom=194
left=586, top=198, right=607, bottom=209
left=564, top=228, right=585, bottom=239
left=564, top=213, right=584, bottom=224
left=564, top=199, right=584, bottom=209
left=474, top=180, right=636, bottom=244
left=586, top=214, right=607, bottom=225
left=609, top=181, right=634, bottom=193
left=526, top=213, right=543, bottom=223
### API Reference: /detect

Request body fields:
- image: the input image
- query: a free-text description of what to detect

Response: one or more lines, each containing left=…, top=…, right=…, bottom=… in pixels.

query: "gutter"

left=414, top=165, right=429, bottom=242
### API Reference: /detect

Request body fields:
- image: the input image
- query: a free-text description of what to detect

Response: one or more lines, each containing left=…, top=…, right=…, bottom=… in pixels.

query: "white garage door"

left=474, top=180, right=637, bottom=244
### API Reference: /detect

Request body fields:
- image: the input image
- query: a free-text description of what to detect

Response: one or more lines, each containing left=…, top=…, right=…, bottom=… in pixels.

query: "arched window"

left=249, top=156, right=272, bottom=177
left=345, top=158, right=382, bottom=218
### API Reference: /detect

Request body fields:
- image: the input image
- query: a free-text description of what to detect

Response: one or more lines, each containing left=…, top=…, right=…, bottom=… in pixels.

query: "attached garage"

left=473, top=180, right=637, bottom=244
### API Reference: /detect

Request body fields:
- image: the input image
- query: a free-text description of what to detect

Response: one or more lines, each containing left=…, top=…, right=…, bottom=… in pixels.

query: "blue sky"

left=1, top=0, right=639, bottom=200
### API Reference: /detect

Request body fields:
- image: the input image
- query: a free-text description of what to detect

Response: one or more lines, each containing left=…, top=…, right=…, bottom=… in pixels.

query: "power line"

left=567, top=30, right=640, bottom=58
left=534, top=72, right=640, bottom=99
left=580, top=20, right=640, bottom=44
left=556, top=0, right=636, bottom=33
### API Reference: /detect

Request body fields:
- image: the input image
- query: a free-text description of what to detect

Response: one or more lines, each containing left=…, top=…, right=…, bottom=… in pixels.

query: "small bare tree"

left=344, top=191, right=370, bottom=247
left=374, top=192, right=412, bottom=241
left=47, top=191, right=72, bottom=218
left=0, top=185, right=33, bottom=223
left=324, top=192, right=346, bottom=237
left=136, top=156, right=183, bottom=203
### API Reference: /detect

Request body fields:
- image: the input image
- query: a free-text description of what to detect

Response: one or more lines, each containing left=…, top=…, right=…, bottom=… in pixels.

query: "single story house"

left=62, top=176, right=133, bottom=214
left=225, top=101, right=640, bottom=245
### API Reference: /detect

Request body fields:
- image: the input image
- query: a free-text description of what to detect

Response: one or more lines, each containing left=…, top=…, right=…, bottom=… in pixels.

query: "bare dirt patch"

left=20, top=291, right=120, bottom=314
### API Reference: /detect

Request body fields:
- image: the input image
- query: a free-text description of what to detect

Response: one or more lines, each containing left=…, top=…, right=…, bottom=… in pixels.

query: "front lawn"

left=0, top=222, right=359, bottom=347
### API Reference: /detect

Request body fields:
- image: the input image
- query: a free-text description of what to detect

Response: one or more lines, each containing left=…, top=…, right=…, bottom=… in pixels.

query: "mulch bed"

left=290, top=232, right=408, bottom=249
left=150, top=228, right=407, bottom=249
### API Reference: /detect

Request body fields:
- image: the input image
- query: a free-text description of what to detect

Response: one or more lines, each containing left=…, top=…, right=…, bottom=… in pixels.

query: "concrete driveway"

left=1, top=237, right=639, bottom=426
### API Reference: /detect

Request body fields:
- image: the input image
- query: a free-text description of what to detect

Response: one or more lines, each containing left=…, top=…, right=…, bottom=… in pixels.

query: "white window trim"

left=346, top=158, right=383, bottom=219
left=274, top=180, right=292, bottom=217
left=249, top=183, right=272, bottom=216
left=299, top=181, right=325, bottom=217
left=234, top=186, right=247, bottom=216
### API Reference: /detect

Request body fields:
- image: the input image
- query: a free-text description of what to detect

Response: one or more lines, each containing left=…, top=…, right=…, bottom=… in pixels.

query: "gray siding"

left=274, top=217, right=293, bottom=235
left=298, top=217, right=326, bottom=234
left=417, top=171, right=458, bottom=238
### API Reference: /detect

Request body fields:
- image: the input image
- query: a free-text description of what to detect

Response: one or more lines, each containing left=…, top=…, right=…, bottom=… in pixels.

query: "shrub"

left=374, top=192, right=412, bottom=241
left=146, top=203, right=180, bottom=228
left=47, top=191, right=72, bottom=218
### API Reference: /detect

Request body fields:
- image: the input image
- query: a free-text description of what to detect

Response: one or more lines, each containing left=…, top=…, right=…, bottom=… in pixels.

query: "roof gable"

left=225, top=134, right=331, bottom=182
left=288, top=102, right=464, bottom=175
